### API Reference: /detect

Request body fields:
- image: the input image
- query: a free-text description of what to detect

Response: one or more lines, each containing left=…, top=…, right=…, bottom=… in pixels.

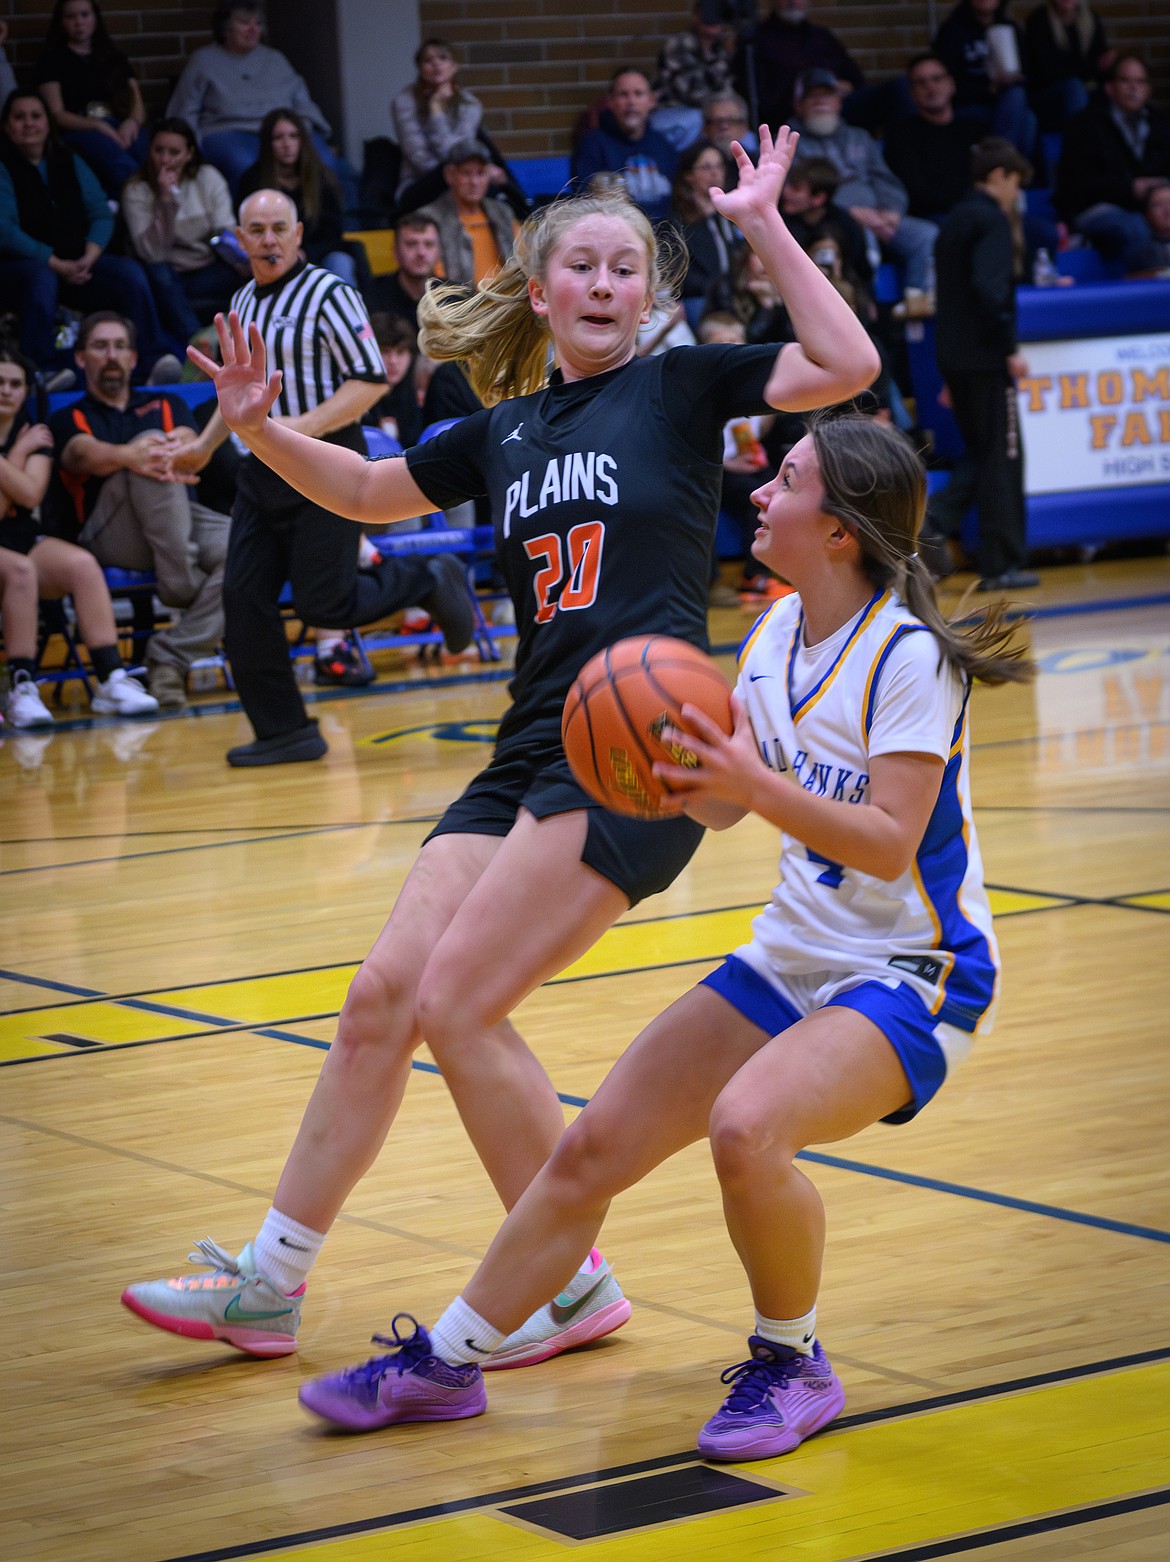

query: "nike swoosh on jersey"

left=749, top=672, right=772, bottom=681
left=223, top=1293, right=295, bottom=1323
left=548, top=1274, right=609, bottom=1327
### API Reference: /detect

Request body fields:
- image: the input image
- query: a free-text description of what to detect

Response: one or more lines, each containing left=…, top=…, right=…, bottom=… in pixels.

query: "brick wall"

left=2, top=0, right=1167, bottom=158
left=418, top=0, right=1170, bottom=156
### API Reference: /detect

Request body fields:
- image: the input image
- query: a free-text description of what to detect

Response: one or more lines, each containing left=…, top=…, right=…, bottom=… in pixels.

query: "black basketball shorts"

left=425, top=723, right=705, bottom=906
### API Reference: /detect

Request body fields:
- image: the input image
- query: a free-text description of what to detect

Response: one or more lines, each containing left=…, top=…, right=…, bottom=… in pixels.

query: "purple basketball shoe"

left=298, top=1314, right=487, bottom=1432
left=697, top=1336, right=845, bottom=1460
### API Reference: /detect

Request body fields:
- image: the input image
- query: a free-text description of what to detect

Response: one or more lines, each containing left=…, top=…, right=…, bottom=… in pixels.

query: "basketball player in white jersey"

left=290, top=414, right=1033, bottom=1460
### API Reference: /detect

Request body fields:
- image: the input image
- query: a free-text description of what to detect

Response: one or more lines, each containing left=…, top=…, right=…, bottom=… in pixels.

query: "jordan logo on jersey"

left=501, top=423, right=524, bottom=444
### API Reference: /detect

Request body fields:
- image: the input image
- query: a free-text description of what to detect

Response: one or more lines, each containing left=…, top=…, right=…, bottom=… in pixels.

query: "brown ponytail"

left=810, top=414, right=1034, bottom=686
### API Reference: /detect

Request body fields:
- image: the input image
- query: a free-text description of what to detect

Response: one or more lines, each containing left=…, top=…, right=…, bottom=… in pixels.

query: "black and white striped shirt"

left=231, top=260, right=386, bottom=419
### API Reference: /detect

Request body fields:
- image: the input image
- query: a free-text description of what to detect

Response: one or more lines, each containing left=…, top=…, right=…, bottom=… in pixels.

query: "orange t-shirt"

left=460, top=210, right=503, bottom=284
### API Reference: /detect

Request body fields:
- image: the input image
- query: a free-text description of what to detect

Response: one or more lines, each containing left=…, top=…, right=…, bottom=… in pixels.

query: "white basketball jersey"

left=734, top=589, right=1000, bottom=1037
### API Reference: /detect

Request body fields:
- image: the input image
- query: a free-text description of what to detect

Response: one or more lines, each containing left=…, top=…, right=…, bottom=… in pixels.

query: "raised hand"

left=710, top=125, right=800, bottom=235
left=187, top=312, right=283, bottom=438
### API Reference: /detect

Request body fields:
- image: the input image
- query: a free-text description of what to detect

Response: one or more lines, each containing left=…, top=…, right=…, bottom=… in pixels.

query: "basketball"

left=562, top=637, right=733, bottom=818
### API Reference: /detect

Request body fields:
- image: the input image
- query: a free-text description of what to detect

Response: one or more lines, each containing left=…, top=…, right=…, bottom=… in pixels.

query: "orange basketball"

left=562, top=637, right=734, bottom=819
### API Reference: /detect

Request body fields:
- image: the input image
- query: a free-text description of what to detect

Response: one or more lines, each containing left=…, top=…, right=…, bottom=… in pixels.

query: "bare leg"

left=709, top=1008, right=911, bottom=1319
left=0, top=546, right=39, bottom=658
left=28, top=537, right=118, bottom=649
left=461, top=986, right=771, bottom=1333
left=272, top=832, right=502, bottom=1232
left=416, top=809, right=631, bottom=1209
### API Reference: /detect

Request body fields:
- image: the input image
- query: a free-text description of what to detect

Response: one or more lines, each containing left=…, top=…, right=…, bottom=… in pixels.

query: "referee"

left=178, top=189, right=472, bottom=766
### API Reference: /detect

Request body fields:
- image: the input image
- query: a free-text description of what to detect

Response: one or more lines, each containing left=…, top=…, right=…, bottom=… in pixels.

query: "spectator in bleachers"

left=44, top=311, right=229, bottom=709
left=33, top=0, right=149, bottom=198
left=933, top=137, right=1039, bottom=592
left=693, top=309, right=783, bottom=602
left=884, top=55, right=978, bottom=221
left=0, top=90, right=177, bottom=375
left=0, top=342, right=158, bottom=725
left=391, top=39, right=486, bottom=200
left=698, top=91, right=757, bottom=189
left=779, top=156, right=873, bottom=306
left=737, top=0, right=863, bottom=131
left=122, top=118, right=238, bottom=350
left=1024, top=0, right=1113, bottom=131
left=789, top=70, right=938, bottom=291
left=707, top=241, right=792, bottom=344
left=672, top=140, right=744, bottom=307
left=932, top=0, right=1037, bottom=157
left=363, top=314, right=422, bottom=450
left=573, top=68, right=679, bottom=222
left=652, top=1, right=738, bottom=151
left=1054, top=54, right=1170, bottom=274
left=1138, top=181, right=1170, bottom=273
left=166, top=1, right=333, bottom=192
left=0, top=22, right=16, bottom=108
left=238, top=108, right=356, bottom=286
left=364, top=215, right=441, bottom=330
left=417, top=141, right=519, bottom=288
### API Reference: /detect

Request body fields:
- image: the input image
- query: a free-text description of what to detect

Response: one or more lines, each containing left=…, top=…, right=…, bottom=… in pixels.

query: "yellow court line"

left=0, top=891, right=1068, bottom=1064
left=1119, top=891, right=1170, bottom=912
left=230, top=1359, right=1170, bottom=1561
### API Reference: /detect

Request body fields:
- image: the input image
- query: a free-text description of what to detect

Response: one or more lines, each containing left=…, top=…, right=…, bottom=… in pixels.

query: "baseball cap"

left=794, top=68, right=840, bottom=98
left=444, top=138, right=489, bottom=166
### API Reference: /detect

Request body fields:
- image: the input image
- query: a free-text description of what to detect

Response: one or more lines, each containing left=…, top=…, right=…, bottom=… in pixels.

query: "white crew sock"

left=315, top=634, right=345, bottom=657
left=755, top=1304, right=817, bottom=1356
left=429, top=1295, right=506, bottom=1366
left=253, top=1207, right=326, bottom=1296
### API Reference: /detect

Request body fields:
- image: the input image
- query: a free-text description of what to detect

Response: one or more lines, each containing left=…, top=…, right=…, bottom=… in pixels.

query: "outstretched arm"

left=655, top=697, right=943, bottom=880
left=186, top=313, right=437, bottom=527
left=713, top=127, right=881, bottom=411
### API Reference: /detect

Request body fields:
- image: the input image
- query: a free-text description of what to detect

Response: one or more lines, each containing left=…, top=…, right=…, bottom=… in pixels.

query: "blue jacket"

left=571, top=112, right=678, bottom=221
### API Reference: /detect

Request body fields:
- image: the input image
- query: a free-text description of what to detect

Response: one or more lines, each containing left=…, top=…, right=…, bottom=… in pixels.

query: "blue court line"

left=0, top=967, right=105, bottom=997
left=3, top=961, right=1167, bottom=1249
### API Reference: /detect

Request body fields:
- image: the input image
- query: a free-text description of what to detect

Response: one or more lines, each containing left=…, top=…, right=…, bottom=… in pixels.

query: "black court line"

left=0, top=818, right=443, bottom=879
left=158, top=1344, right=1170, bottom=1562
left=6, top=973, right=1169, bottom=1246
left=863, top=1489, right=1170, bottom=1560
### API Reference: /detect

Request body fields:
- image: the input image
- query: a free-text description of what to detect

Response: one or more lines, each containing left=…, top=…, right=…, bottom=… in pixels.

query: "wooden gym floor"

left=2, top=555, right=1168, bottom=1562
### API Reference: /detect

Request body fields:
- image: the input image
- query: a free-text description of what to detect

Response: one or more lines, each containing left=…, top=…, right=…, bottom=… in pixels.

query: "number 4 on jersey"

left=524, top=522, right=605, bottom=623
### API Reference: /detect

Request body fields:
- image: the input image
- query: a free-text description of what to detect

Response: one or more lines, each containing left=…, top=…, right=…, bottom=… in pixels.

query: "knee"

left=414, top=963, right=475, bottom=1062
left=8, top=553, right=37, bottom=594
left=334, top=959, right=417, bottom=1061
left=540, top=1114, right=616, bottom=1208
left=708, top=1097, right=793, bottom=1189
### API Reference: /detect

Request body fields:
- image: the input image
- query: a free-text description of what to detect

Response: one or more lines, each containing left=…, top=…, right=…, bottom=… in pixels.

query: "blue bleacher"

left=510, top=156, right=572, bottom=204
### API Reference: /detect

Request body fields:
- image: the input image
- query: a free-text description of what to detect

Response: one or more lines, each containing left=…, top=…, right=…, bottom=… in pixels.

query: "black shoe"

left=226, top=720, right=327, bottom=767
left=314, top=638, right=374, bottom=687
left=976, top=568, right=1040, bottom=592
left=422, top=555, right=474, bottom=654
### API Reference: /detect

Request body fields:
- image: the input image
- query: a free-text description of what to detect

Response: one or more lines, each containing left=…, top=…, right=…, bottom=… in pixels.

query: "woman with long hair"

left=123, top=117, right=238, bottom=344
left=672, top=137, right=744, bottom=307
left=123, top=129, right=883, bottom=1379
left=0, top=345, right=157, bottom=724
left=237, top=107, right=355, bottom=284
left=34, top=0, right=149, bottom=196
left=294, top=415, right=1033, bottom=1460
left=0, top=89, right=176, bottom=372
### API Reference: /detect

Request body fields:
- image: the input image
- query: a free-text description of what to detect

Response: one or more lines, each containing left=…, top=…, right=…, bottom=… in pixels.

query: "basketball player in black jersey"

left=123, top=128, right=881, bottom=1370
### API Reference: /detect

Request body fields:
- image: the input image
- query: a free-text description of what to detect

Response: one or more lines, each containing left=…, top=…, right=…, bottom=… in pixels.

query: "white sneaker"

left=121, top=1238, right=303, bottom=1357
left=5, top=671, right=54, bottom=728
left=91, top=667, right=160, bottom=716
left=482, top=1252, right=631, bottom=1370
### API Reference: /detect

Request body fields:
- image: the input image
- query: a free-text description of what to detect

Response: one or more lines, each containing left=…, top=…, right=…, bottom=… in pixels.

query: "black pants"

left=941, top=368, right=1029, bottom=579
left=225, top=471, right=434, bottom=740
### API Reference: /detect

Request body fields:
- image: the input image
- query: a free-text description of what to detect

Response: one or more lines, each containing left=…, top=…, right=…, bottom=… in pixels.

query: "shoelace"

left=718, top=1355, right=792, bottom=1414
left=339, top=1314, right=430, bottom=1388
left=187, top=1237, right=242, bottom=1275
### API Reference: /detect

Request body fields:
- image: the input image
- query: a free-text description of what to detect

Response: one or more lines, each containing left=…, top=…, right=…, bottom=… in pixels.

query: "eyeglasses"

left=704, top=115, right=746, bottom=127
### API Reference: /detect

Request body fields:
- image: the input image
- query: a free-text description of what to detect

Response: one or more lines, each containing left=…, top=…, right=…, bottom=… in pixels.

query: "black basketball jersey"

left=406, top=343, right=779, bottom=739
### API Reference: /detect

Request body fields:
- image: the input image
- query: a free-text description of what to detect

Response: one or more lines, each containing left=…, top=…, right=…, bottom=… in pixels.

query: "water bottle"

left=1032, top=248, right=1059, bottom=287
